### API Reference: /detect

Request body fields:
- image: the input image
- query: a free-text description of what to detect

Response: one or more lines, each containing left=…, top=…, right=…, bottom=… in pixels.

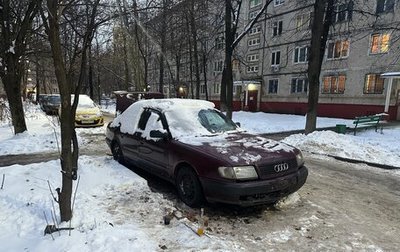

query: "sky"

left=0, top=102, right=399, bottom=251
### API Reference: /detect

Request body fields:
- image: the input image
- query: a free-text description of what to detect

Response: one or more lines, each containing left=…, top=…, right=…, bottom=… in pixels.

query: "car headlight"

left=218, top=166, right=258, bottom=181
left=296, top=152, right=304, bottom=167
left=96, top=111, right=103, bottom=117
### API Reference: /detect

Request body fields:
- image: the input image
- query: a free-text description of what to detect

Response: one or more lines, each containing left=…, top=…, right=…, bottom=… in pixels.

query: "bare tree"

left=221, top=0, right=271, bottom=119
left=0, top=0, right=42, bottom=134
left=41, top=0, right=101, bottom=222
left=304, top=0, right=334, bottom=134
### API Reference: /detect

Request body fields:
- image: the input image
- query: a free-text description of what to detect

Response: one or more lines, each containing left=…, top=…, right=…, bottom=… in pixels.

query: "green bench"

left=353, top=115, right=383, bottom=135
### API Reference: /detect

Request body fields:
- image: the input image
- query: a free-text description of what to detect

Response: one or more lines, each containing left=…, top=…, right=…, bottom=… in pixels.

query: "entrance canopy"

left=381, top=72, right=400, bottom=113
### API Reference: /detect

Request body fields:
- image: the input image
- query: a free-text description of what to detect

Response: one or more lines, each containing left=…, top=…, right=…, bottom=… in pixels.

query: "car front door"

left=135, top=109, right=170, bottom=178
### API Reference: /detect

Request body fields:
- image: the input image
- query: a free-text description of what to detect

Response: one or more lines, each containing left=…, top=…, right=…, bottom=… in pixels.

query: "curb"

left=326, top=154, right=400, bottom=170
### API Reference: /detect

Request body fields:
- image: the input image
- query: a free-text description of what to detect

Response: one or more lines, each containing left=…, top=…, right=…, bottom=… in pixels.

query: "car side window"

left=145, top=112, right=164, bottom=132
left=138, top=110, right=151, bottom=130
left=138, top=110, right=166, bottom=140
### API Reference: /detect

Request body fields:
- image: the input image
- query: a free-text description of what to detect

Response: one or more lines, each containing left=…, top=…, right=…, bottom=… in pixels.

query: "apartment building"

left=148, top=0, right=400, bottom=120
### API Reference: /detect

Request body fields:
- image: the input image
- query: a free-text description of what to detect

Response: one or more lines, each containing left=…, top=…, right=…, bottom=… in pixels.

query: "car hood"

left=175, top=132, right=298, bottom=166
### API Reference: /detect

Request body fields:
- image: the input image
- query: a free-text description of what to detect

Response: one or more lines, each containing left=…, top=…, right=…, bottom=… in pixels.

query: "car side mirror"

left=150, top=130, right=168, bottom=140
left=236, top=122, right=241, bottom=127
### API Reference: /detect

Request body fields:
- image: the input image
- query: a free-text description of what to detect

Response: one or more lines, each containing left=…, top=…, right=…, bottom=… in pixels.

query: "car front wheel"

left=176, top=167, right=204, bottom=207
left=112, top=141, right=125, bottom=164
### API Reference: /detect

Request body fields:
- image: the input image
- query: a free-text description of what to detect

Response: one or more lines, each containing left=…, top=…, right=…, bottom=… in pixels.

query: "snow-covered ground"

left=0, top=102, right=399, bottom=251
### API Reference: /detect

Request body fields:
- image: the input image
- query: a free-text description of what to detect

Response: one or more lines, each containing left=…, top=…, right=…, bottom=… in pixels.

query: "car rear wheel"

left=112, top=141, right=125, bottom=164
left=176, top=167, right=204, bottom=207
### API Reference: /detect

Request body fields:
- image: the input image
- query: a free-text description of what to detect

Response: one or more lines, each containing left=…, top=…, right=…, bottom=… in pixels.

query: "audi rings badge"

left=274, top=163, right=289, bottom=172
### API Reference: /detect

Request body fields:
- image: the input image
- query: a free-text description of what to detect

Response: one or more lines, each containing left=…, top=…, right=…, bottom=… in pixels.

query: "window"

left=248, top=37, right=261, bottom=46
left=215, top=37, right=224, bottom=50
left=249, top=26, right=261, bottom=35
left=200, top=84, right=206, bottom=94
left=249, top=11, right=258, bottom=20
left=234, top=85, right=242, bottom=95
left=232, top=59, right=240, bottom=71
left=247, top=65, right=259, bottom=73
left=247, top=54, right=259, bottom=62
left=268, top=79, right=279, bottom=94
left=376, top=0, right=395, bottom=14
left=214, top=61, right=223, bottom=72
left=213, top=83, right=220, bottom=94
left=294, top=46, right=309, bottom=63
left=272, top=20, right=283, bottom=36
left=291, top=78, right=308, bottom=93
left=296, top=13, right=312, bottom=31
left=364, top=74, right=384, bottom=94
left=250, top=0, right=261, bottom=8
left=327, top=39, right=349, bottom=59
left=138, top=110, right=152, bottom=130
left=332, top=1, right=353, bottom=23
left=370, top=33, right=390, bottom=54
left=143, top=111, right=165, bottom=139
left=271, top=51, right=281, bottom=66
left=322, top=75, right=346, bottom=94
left=274, top=0, right=285, bottom=6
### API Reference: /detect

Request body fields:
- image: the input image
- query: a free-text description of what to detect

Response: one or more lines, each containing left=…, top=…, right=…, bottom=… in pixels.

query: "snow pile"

left=283, top=130, right=400, bottom=167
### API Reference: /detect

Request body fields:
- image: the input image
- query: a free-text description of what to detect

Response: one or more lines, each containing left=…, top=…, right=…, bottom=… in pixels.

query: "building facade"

left=148, top=0, right=400, bottom=120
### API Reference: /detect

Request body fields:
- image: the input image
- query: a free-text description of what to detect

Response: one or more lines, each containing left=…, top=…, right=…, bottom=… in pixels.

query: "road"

left=1, top=127, right=399, bottom=250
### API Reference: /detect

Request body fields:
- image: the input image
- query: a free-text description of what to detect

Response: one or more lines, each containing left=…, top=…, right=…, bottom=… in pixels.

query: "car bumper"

left=200, top=166, right=308, bottom=206
left=75, top=116, right=104, bottom=127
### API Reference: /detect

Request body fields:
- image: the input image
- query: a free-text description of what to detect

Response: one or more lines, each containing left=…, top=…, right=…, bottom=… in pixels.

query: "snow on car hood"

left=177, top=132, right=297, bottom=165
left=76, top=106, right=101, bottom=115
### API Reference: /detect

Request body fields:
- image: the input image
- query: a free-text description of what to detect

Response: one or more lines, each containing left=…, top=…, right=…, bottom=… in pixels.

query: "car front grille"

left=257, top=158, right=298, bottom=179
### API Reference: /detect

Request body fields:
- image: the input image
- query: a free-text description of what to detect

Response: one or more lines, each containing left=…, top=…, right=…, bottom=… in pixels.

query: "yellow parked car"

left=73, top=94, right=104, bottom=127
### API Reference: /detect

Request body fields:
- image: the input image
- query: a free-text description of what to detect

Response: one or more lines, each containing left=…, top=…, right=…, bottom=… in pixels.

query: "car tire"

left=112, top=141, right=125, bottom=164
left=176, top=166, right=204, bottom=207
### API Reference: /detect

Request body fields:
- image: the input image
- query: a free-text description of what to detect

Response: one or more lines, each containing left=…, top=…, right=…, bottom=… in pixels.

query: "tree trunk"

left=221, top=0, right=234, bottom=118
left=45, top=0, right=75, bottom=221
left=158, top=2, right=168, bottom=93
left=35, top=59, right=41, bottom=103
left=305, top=0, right=334, bottom=134
left=89, top=47, right=94, bottom=100
left=175, top=55, right=180, bottom=97
left=202, top=51, right=208, bottom=101
left=122, top=32, right=131, bottom=90
left=2, top=71, right=27, bottom=133
left=0, top=0, right=40, bottom=134
left=189, top=0, right=201, bottom=99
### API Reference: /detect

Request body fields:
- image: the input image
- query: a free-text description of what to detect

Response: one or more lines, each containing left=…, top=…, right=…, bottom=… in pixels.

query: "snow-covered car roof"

left=110, top=98, right=217, bottom=136
left=133, top=98, right=215, bottom=112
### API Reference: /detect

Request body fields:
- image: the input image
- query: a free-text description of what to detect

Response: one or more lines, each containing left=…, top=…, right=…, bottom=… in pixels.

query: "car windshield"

left=47, top=96, right=60, bottom=104
left=165, top=108, right=238, bottom=137
left=198, top=109, right=237, bottom=133
left=72, top=95, right=96, bottom=109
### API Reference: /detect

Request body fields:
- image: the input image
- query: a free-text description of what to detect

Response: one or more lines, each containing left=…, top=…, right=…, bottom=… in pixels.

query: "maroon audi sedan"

left=106, top=99, right=308, bottom=207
